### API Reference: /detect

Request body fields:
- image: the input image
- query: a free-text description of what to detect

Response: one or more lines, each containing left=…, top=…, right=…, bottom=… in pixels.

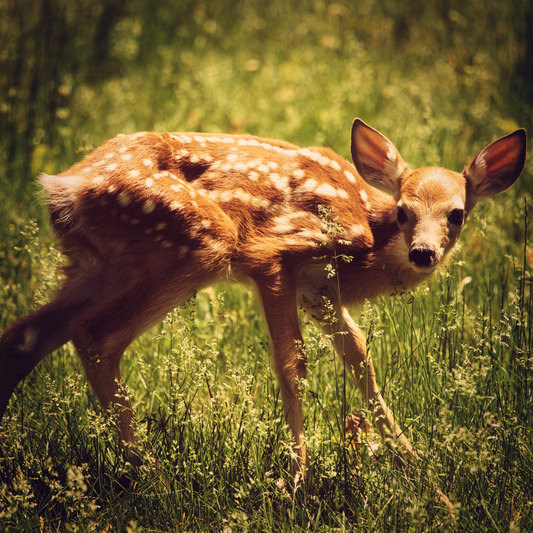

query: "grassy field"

left=1, top=0, right=532, bottom=531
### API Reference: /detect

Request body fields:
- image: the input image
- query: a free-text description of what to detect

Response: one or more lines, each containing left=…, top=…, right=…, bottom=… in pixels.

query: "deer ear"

left=464, top=129, right=526, bottom=202
left=351, top=118, right=410, bottom=199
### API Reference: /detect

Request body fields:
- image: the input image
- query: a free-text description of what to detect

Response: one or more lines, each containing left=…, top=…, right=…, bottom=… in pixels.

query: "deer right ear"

left=464, top=129, right=527, bottom=204
left=351, top=119, right=410, bottom=199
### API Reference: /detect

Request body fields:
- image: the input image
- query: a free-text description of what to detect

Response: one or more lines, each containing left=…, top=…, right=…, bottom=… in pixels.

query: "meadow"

left=0, top=0, right=532, bottom=531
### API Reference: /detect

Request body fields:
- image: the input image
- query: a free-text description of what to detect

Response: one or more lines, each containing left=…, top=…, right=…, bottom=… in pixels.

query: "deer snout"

left=409, top=243, right=440, bottom=270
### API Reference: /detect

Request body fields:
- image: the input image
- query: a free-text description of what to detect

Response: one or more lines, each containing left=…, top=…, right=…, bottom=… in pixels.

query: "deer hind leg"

left=69, top=264, right=210, bottom=465
left=257, top=277, right=309, bottom=480
left=0, top=274, right=106, bottom=420
left=68, top=224, right=242, bottom=463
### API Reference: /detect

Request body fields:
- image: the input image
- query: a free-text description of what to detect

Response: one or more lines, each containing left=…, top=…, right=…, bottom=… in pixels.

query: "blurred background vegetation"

left=1, top=0, right=532, bottom=186
left=1, top=1, right=533, bottom=530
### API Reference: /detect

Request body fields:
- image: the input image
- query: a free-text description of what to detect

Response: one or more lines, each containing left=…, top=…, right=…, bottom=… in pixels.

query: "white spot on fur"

left=129, top=170, right=140, bottom=178
left=349, top=224, right=365, bottom=238
left=359, top=190, right=372, bottom=210
left=170, top=201, right=184, bottom=211
left=220, top=191, right=234, bottom=202
left=122, top=154, right=132, bottom=161
left=315, top=183, right=338, bottom=197
left=145, top=178, right=154, bottom=187
left=118, top=192, right=131, bottom=206
left=270, top=173, right=290, bottom=191
left=302, top=179, right=318, bottom=192
left=298, top=148, right=314, bottom=158
left=345, top=170, right=356, bottom=183
left=271, top=211, right=309, bottom=234
left=233, top=189, right=253, bottom=203
left=273, top=221, right=295, bottom=234
left=178, top=245, right=190, bottom=259
left=298, top=148, right=331, bottom=167
left=143, top=159, right=153, bottom=167
left=106, top=163, right=118, bottom=172
left=143, top=200, right=155, bottom=214
left=251, top=197, right=271, bottom=209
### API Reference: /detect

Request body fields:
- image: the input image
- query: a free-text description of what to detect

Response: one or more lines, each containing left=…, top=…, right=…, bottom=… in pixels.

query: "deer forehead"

left=400, top=167, right=466, bottom=210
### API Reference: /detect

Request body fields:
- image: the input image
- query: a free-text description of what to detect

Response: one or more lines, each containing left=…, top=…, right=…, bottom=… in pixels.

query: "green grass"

left=1, top=0, right=532, bottom=531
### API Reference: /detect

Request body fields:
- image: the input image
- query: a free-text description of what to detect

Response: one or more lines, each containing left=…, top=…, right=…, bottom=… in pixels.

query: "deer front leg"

left=326, top=306, right=413, bottom=461
left=257, top=280, right=310, bottom=481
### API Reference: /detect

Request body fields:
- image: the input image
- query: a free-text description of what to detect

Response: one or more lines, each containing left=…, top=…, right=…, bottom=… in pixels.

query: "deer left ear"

left=464, top=129, right=527, bottom=203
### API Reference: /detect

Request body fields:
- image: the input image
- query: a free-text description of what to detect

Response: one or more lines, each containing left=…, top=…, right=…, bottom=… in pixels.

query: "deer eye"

left=448, top=209, right=465, bottom=226
left=397, top=206, right=408, bottom=225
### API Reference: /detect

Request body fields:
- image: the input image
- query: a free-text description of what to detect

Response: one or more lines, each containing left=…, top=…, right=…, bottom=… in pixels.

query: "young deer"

left=0, top=119, right=526, bottom=478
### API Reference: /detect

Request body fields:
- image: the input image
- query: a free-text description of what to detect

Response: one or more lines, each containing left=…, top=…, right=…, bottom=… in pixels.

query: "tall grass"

left=1, top=0, right=532, bottom=531
left=1, top=204, right=531, bottom=531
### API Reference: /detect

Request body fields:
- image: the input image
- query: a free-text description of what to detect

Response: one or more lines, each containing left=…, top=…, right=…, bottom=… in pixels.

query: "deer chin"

left=409, top=262, right=439, bottom=274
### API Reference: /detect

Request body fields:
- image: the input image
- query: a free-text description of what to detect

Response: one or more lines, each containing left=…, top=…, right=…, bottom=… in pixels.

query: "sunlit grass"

left=1, top=202, right=531, bottom=531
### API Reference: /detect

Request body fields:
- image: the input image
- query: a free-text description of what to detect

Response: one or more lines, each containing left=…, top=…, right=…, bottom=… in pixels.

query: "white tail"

left=0, top=120, right=526, bottom=477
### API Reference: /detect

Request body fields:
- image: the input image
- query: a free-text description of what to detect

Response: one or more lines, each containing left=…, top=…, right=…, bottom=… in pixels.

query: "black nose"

left=409, top=245, right=438, bottom=267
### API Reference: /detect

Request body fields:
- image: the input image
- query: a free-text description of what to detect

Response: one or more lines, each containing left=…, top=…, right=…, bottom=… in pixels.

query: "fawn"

left=0, top=119, right=526, bottom=478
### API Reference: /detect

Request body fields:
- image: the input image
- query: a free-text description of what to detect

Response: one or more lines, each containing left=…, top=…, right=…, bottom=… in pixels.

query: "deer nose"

left=409, top=245, right=439, bottom=268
